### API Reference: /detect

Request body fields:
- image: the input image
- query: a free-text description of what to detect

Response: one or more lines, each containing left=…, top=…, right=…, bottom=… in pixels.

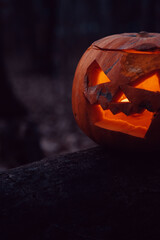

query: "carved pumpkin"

left=72, top=32, right=160, bottom=151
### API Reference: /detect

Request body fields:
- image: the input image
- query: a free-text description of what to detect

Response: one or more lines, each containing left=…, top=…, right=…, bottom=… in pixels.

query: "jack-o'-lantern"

left=72, top=32, right=160, bottom=151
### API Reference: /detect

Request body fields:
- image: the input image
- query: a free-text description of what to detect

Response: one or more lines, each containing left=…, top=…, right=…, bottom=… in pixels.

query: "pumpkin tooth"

left=108, top=102, right=142, bottom=116
left=108, top=104, right=121, bottom=115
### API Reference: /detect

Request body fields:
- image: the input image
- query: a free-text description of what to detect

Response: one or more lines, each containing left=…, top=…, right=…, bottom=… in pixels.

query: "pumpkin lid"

left=92, top=32, right=160, bottom=52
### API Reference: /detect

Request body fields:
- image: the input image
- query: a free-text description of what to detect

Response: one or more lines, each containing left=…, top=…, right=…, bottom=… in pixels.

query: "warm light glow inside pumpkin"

left=91, top=70, right=160, bottom=138
left=124, top=49, right=160, bottom=54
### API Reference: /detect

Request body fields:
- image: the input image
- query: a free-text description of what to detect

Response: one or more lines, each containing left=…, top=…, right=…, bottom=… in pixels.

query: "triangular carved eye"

left=134, top=73, right=160, bottom=92
left=87, top=60, right=111, bottom=87
left=96, top=70, right=111, bottom=85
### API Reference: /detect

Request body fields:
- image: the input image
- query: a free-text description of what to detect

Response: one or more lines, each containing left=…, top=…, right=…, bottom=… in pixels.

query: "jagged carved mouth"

left=84, top=60, right=160, bottom=138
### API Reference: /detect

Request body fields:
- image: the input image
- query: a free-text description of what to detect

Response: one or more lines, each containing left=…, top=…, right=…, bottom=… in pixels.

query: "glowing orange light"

left=95, top=106, right=153, bottom=138
left=135, top=73, right=160, bottom=92
left=93, top=71, right=160, bottom=138
left=121, top=98, right=129, bottom=102
left=124, top=49, right=160, bottom=54
left=97, top=70, right=110, bottom=84
left=118, top=93, right=130, bottom=103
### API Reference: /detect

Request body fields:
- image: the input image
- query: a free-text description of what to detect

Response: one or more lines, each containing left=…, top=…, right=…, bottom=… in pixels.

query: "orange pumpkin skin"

left=72, top=32, right=160, bottom=151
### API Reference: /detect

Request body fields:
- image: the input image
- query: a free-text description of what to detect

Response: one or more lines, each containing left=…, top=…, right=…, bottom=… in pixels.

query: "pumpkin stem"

left=138, top=31, right=149, bottom=37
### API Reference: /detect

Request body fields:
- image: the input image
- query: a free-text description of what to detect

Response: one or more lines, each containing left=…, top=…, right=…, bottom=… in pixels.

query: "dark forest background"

left=0, top=0, right=159, bottom=169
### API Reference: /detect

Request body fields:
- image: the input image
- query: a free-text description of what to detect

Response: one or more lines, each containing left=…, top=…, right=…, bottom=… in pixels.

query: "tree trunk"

left=0, top=146, right=160, bottom=240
